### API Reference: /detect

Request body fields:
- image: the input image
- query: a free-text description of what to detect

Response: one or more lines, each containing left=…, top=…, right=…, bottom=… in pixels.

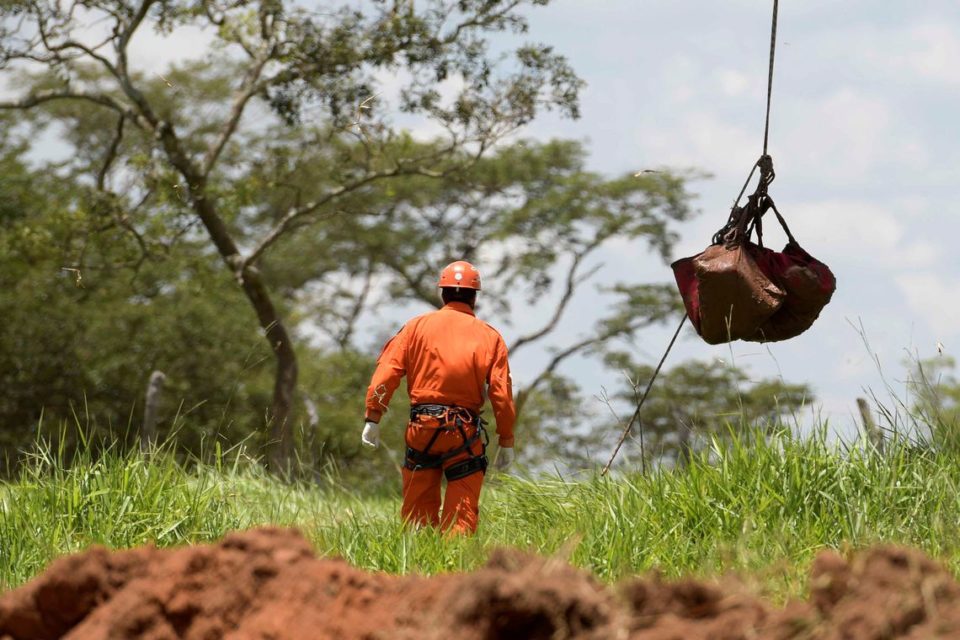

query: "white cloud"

left=127, top=25, right=216, bottom=75
left=639, top=111, right=757, bottom=174
left=780, top=89, right=896, bottom=184
left=789, top=15, right=960, bottom=90
left=787, top=198, right=942, bottom=269
left=904, top=24, right=960, bottom=86
left=717, top=70, right=750, bottom=97
left=660, top=56, right=700, bottom=106
left=895, top=274, right=960, bottom=340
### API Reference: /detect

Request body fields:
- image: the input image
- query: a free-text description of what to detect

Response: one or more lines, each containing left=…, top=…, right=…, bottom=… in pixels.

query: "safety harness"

left=404, top=404, right=489, bottom=481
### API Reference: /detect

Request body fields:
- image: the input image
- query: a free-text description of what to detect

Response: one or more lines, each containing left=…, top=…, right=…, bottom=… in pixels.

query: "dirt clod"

left=2, top=528, right=960, bottom=639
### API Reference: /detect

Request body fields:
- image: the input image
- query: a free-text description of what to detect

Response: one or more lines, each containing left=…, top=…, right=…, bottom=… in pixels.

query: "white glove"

left=496, top=446, right=515, bottom=471
left=361, top=421, right=380, bottom=449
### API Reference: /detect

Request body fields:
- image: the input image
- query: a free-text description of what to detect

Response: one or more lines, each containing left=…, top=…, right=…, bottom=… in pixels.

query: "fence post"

left=143, top=370, right=166, bottom=452
left=857, top=397, right=883, bottom=453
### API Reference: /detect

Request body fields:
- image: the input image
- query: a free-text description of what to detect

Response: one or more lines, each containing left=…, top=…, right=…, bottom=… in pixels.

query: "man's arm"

left=364, top=326, right=408, bottom=423
left=487, top=335, right=517, bottom=447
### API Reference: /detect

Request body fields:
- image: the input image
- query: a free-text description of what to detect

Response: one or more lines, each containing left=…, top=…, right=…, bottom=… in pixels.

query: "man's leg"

left=440, top=433, right=486, bottom=534
left=440, top=468, right=484, bottom=534
left=401, top=420, right=445, bottom=528
left=401, top=466, right=442, bottom=528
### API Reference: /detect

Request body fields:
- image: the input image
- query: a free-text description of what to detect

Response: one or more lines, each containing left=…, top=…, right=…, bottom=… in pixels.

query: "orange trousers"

left=401, top=419, right=485, bottom=535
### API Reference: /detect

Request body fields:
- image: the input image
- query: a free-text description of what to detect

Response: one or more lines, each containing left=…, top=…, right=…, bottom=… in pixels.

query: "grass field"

left=2, top=429, right=960, bottom=601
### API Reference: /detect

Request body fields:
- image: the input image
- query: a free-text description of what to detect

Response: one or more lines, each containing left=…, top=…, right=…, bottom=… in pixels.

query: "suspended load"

left=672, top=156, right=836, bottom=345
left=603, top=0, right=838, bottom=474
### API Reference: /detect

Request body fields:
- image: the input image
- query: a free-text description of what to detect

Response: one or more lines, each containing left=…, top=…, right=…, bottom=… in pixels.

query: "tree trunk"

left=157, top=123, right=298, bottom=471
left=239, top=264, right=299, bottom=471
left=232, top=259, right=298, bottom=472
left=233, top=265, right=299, bottom=472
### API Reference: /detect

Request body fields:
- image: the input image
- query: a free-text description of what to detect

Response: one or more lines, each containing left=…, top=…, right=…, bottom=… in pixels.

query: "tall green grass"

left=3, top=429, right=960, bottom=600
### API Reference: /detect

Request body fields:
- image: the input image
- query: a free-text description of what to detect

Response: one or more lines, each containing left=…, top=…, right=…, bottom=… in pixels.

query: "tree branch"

left=441, top=0, right=524, bottom=44
left=515, top=315, right=660, bottom=416
left=0, top=89, right=129, bottom=115
left=97, top=114, right=126, bottom=191
left=242, top=159, right=462, bottom=271
left=336, top=263, right=376, bottom=349
left=383, top=257, right=438, bottom=308
left=105, top=1, right=161, bottom=129
left=509, top=243, right=604, bottom=354
left=202, top=54, right=270, bottom=177
left=117, top=0, right=155, bottom=75
left=46, top=39, right=121, bottom=79
left=32, top=6, right=121, bottom=79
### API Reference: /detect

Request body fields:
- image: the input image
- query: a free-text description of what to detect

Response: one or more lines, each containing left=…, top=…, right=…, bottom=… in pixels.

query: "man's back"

left=404, top=303, right=501, bottom=411
left=365, top=301, right=515, bottom=447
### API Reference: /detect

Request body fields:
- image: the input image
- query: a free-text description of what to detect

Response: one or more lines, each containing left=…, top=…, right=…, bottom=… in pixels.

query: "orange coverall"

left=365, top=301, right=516, bottom=534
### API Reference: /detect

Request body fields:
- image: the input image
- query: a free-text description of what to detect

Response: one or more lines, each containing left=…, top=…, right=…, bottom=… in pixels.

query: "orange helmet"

left=438, top=260, right=481, bottom=290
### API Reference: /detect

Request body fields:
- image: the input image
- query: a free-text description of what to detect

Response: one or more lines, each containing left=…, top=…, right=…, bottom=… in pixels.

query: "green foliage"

left=0, top=96, right=705, bottom=471
left=0, top=150, right=249, bottom=453
left=0, top=2, right=801, bottom=478
left=2, top=0, right=592, bottom=468
left=0, top=142, right=372, bottom=468
left=510, top=356, right=813, bottom=473
left=511, top=374, right=607, bottom=471
left=249, top=136, right=694, bottom=328
left=906, top=356, right=960, bottom=451
left=4, top=429, right=960, bottom=602
left=602, top=356, right=813, bottom=466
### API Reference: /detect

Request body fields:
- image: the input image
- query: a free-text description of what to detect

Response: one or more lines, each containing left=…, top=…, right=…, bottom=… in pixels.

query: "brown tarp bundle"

left=672, top=200, right=836, bottom=345
left=686, top=244, right=784, bottom=344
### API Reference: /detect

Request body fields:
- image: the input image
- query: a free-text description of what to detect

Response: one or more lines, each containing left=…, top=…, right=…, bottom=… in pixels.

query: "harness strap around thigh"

left=404, top=424, right=446, bottom=470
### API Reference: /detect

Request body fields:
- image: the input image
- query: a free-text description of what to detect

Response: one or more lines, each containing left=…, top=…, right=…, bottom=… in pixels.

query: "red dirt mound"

left=1, top=528, right=959, bottom=639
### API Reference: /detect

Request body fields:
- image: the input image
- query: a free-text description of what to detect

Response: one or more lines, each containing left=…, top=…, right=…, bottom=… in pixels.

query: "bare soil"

left=2, top=527, right=959, bottom=639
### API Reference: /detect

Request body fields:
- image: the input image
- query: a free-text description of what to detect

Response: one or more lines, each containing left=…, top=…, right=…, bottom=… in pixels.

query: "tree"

left=239, top=136, right=693, bottom=410
left=0, top=80, right=699, bottom=477
left=0, top=132, right=263, bottom=456
left=510, top=373, right=607, bottom=473
left=906, top=356, right=960, bottom=450
left=602, top=355, right=813, bottom=468
left=0, top=120, right=377, bottom=472
left=1, top=0, right=583, bottom=468
left=497, top=356, right=814, bottom=473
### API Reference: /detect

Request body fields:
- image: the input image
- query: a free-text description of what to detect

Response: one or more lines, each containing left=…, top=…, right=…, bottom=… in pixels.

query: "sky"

left=8, top=1, right=960, bottom=438
left=501, top=0, right=960, bottom=435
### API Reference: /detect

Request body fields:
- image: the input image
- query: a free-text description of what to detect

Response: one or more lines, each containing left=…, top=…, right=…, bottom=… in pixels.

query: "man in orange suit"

left=362, top=260, right=516, bottom=534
